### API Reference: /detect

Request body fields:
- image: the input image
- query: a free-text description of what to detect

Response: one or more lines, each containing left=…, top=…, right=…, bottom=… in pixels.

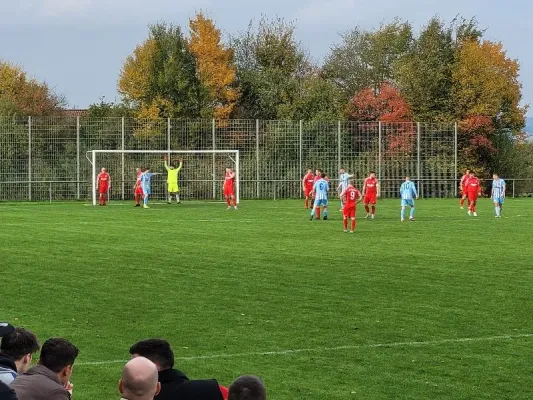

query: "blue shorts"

left=401, top=199, right=415, bottom=207
left=142, top=186, right=151, bottom=195
left=493, top=197, right=504, bottom=204
left=314, top=199, right=328, bottom=207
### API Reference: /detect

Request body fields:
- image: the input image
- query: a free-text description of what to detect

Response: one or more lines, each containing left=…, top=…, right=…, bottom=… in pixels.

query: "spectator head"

left=129, top=339, right=174, bottom=371
left=0, top=327, right=39, bottom=374
left=38, top=338, right=79, bottom=385
left=228, top=375, right=266, bottom=400
left=119, top=357, right=160, bottom=400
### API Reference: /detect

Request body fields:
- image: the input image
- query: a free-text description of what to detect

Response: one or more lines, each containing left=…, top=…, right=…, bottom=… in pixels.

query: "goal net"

left=87, top=150, right=240, bottom=206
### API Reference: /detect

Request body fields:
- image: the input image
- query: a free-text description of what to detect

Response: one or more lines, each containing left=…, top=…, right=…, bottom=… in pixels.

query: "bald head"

left=229, top=375, right=266, bottom=400
left=119, top=357, right=160, bottom=400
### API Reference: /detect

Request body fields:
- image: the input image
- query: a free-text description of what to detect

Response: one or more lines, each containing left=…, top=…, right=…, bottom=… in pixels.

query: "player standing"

left=465, top=171, right=481, bottom=217
left=459, top=168, right=471, bottom=209
left=224, top=168, right=237, bottom=210
left=164, top=156, right=183, bottom=204
left=491, top=173, right=506, bottom=218
left=97, top=168, right=111, bottom=206
left=302, top=169, right=315, bottom=209
left=340, top=180, right=362, bottom=233
left=337, top=168, right=354, bottom=210
left=134, top=168, right=143, bottom=207
left=310, top=173, right=329, bottom=221
left=400, top=176, right=418, bottom=222
left=139, top=167, right=161, bottom=209
left=362, top=171, right=380, bottom=219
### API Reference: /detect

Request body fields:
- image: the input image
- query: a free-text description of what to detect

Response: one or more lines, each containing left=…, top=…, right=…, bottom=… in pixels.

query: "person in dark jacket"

left=10, top=338, right=78, bottom=400
left=129, top=339, right=224, bottom=400
left=228, top=376, right=266, bottom=400
left=0, top=381, right=18, bottom=400
left=0, top=327, right=39, bottom=385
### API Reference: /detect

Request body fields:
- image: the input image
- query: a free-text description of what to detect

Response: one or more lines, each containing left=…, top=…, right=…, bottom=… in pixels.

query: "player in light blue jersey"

left=310, top=173, right=329, bottom=221
left=400, top=176, right=419, bottom=222
left=491, top=173, right=506, bottom=218
left=139, top=167, right=162, bottom=209
left=336, top=168, right=354, bottom=210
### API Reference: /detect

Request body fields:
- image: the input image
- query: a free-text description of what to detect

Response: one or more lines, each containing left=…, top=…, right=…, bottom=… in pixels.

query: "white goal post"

left=87, top=150, right=240, bottom=206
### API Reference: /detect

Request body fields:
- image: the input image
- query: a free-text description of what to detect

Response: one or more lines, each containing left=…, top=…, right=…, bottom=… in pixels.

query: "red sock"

left=233, top=198, right=237, bottom=207
left=316, top=207, right=321, bottom=219
left=135, top=194, right=139, bottom=204
left=460, top=198, right=465, bottom=207
left=351, top=219, right=356, bottom=231
left=305, top=198, right=308, bottom=209
left=226, top=198, right=231, bottom=206
left=343, top=219, right=348, bottom=230
left=365, top=205, right=370, bottom=214
left=371, top=206, right=375, bottom=215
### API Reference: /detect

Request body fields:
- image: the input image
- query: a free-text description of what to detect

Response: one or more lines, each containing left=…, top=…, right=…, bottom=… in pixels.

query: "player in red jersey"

left=465, top=171, right=481, bottom=217
left=302, top=168, right=315, bottom=209
left=340, top=180, right=363, bottom=233
left=133, top=167, right=143, bottom=207
left=459, top=168, right=471, bottom=209
left=362, top=171, right=380, bottom=219
left=97, top=168, right=111, bottom=206
left=224, top=168, right=237, bottom=210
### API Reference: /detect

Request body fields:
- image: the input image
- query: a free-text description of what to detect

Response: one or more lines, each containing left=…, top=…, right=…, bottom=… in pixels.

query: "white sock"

left=176, top=194, right=180, bottom=202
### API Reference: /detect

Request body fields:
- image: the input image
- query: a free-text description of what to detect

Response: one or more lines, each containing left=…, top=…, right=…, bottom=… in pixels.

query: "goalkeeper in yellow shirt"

left=163, top=155, right=183, bottom=204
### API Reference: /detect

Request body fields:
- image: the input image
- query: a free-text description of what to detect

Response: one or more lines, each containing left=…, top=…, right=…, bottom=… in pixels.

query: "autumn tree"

left=347, top=83, right=411, bottom=122
left=188, top=12, right=239, bottom=119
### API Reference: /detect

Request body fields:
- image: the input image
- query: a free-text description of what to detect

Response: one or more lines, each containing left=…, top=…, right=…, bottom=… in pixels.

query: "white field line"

left=77, top=333, right=532, bottom=366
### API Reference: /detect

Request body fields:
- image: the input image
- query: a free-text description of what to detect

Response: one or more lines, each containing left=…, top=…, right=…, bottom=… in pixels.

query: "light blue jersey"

left=492, top=179, right=506, bottom=202
left=313, top=178, right=329, bottom=207
left=400, top=180, right=418, bottom=207
left=339, top=173, right=350, bottom=191
left=140, top=172, right=153, bottom=195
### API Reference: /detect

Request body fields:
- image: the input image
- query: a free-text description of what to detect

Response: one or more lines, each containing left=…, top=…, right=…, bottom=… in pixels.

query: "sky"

left=1, top=0, right=531, bottom=116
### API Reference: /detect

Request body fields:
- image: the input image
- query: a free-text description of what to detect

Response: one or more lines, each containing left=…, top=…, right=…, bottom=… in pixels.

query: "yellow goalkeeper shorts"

left=168, top=183, right=179, bottom=193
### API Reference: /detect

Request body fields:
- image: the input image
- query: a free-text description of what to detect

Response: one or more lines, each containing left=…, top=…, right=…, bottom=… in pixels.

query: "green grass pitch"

left=1, top=198, right=532, bottom=399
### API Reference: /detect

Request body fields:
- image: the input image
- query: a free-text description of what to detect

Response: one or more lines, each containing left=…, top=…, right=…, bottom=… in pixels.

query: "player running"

left=491, top=173, right=506, bottom=218
left=459, top=168, right=471, bottom=209
left=400, top=176, right=418, bottom=222
left=465, top=171, right=481, bottom=217
left=97, top=168, right=111, bottom=206
left=164, top=156, right=183, bottom=204
left=337, top=168, right=354, bottom=210
left=362, top=171, right=380, bottom=219
left=224, top=168, right=237, bottom=210
left=340, top=180, right=362, bottom=233
left=310, top=173, right=329, bottom=221
left=134, top=168, right=143, bottom=207
left=302, top=168, right=315, bottom=209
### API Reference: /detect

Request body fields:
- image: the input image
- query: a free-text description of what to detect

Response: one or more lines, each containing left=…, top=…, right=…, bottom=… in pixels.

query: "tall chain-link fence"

left=2, top=116, right=509, bottom=202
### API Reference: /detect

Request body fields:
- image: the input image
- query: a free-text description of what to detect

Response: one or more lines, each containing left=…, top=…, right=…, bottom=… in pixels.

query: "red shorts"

left=467, top=192, right=478, bottom=202
left=304, top=187, right=313, bottom=197
left=224, top=186, right=235, bottom=197
left=364, top=193, right=377, bottom=205
left=99, top=186, right=109, bottom=194
left=135, top=186, right=143, bottom=195
left=343, top=205, right=356, bottom=218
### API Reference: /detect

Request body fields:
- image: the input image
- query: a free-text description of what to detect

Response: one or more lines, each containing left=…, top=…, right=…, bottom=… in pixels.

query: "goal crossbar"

left=89, top=149, right=240, bottom=206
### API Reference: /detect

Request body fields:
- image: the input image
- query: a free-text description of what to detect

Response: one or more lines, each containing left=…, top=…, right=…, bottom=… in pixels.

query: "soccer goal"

left=87, top=150, right=240, bottom=206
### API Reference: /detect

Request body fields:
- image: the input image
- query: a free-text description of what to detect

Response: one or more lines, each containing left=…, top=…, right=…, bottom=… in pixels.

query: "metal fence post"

left=76, top=116, right=80, bottom=200
left=28, top=116, right=32, bottom=201
left=417, top=122, right=421, bottom=188
left=454, top=122, right=458, bottom=197
left=212, top=119, right=216, bottom=199
left=378, top=121, right=382, bottom=181
left=256, top=119, right=260, bottom=199
left=512, top=180, right=515, bottom=198
left=299, top=120, right=303, bottom=199
left=121, top=117, right=125, bottom=201
left=337, top=121, right=342, bottom=171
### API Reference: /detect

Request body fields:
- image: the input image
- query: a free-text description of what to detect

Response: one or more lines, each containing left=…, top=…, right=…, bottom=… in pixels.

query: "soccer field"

left=1, top=199, right=532, bottom=399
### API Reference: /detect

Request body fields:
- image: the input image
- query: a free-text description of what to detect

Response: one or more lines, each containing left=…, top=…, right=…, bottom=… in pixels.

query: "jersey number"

left=319, top=183, right=324, bottom=191
left=349, top=191, right=356, bottom=200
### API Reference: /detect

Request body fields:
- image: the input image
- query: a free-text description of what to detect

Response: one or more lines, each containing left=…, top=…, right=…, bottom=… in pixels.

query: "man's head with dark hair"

left=228, top=375, right=266, bottom=400
left=129, top=339, right=174, bottom=371
left=39, top=338, right=79, bottom=385
left=0, top=327, right=39, bottom=374
left=321, top=173, right=326, bottom=179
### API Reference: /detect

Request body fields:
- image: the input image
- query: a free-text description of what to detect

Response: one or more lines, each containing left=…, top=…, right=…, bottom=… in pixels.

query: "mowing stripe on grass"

left=77, top=333, right=533, bottom=366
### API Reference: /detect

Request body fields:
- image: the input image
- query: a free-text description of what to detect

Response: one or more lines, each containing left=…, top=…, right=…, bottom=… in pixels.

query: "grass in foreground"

left=1, top=198, right=532, bottom=399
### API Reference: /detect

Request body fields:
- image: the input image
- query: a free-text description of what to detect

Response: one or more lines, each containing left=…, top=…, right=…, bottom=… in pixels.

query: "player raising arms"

left=362, top=171, right=380, bottom=219
left=400, top=176, right=418, bottom=222
left=164, top=156, right=183, bottom=204
left=465, top=171, right=482, bottom=217
left=337, top=168, right=354, bottom=211
left=302, top=168, right=315, bottom=209
left=459, top=168, right=471, bottom=209
left=224, top=168, right=237, bottom=210
left=310, top=173, right=329, bottom=221
left=491, top=173, right=506, bottom=218
left=134, top=167, right=143, bottom=207
left=97, top=168, right=111, bottom=206
left=340, top=180, right=362, bottom=233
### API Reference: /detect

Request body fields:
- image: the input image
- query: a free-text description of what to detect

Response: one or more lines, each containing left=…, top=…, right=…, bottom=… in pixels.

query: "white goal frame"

left=87, top=149, right=240, bottom=206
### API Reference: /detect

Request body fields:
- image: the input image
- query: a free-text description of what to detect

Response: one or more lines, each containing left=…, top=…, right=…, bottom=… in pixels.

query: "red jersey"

left=343, top=187, right=361, bottom=208
left=364, top=177, right=378, bottom=194
left=224, top=172, right=235, bottom=189
left=303, top=173, right=314, bottom=190
left=465, top=177, right=480, bottom=193
left=460, top=174, right=470, bottom=189
left=97, top=172, right=110, bottom=187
